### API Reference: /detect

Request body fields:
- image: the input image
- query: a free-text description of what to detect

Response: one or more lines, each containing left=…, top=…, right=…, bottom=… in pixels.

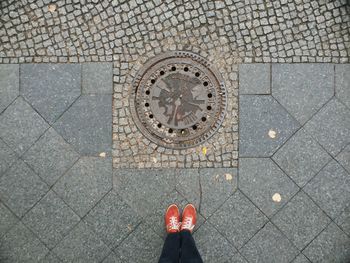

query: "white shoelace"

left=167, top=216, right=181, bottom=231
left=182, top=216, right=194, bottom=231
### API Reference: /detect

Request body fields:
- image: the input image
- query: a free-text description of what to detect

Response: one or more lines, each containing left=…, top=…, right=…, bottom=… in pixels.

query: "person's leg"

left=158, top=232, right=181, bottom=263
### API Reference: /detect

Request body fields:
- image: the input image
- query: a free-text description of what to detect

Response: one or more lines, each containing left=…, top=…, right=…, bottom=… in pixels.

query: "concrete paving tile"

left=0, top=202, right=18, bottom=238
left=0, top=160, right=49, bottom=217
left=39, top=252, right=62, bottom=263
left=0, top=222, right=49, bottom=263
left=193, top=221, right=237, bottom=263
left=23, top=127, right=80, bottom=186
left=239, top=64, right=270, bottom=95
left=272, top=64, right=334, bottom=125
left=199, top=168, right=237, bottom=218
left=304, top=98, right=350, bottom=157
left=52, top=221, right=111, bottom=263
left=102, top=252, right=122, bottom=263
left=303, top=223, right=350, bottom=263
left=239, top=158, right=299, bottom=217
left=335, top=64, right=350, bottom=109
left=241, top=222, right=299, bottom=263
left=175, top=169, right=201, bottom=208
left=272, top=191, right=330, bottom=250
left=239, top=95, right=300, bottom=157
left=53, top=95, right=112, bottom=156
left=21, top=64, right=81, bottom=124
left=292, top=253, right=311, bottom=263
left=336, top=144, right=350, bottom=174
left=82, top=63, right=113, bottom=94
left=23, top=190, right=80, bottom=249
left=84, top=190, right=142, bottom=249
left=114, top=223, right=163, bottom=263
left=0, top=138, right=17, bottom=177
left=335, top=205, right=350, bottom=236
left=209, top=190, right=268, bottom=249
left=53, top=157, right=112, bottom=217
left=0, top=64, right=19, bottom=113
left=273, top=128, right=332, bottom=187
left=0, top=97, right=49, bottom=155
left=304, top=160, right=350, bottom=219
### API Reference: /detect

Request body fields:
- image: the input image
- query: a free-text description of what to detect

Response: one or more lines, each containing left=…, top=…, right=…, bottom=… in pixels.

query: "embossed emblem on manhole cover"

left=130, top=51, right=227, bottom=149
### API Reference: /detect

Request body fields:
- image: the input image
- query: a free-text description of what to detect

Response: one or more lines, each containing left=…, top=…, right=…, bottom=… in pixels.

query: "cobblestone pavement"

left=1, top=0, right=350, bottom=263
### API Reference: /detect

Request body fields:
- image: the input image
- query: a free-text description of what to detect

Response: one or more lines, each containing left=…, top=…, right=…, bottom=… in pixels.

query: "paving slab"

left=53, top=157, right=112, bottom=217
left=0, top=64, right=19, bottom=113
left=271, top=191, right=330, bottom=250
left=53, top=94, right=112, bottom=156
left=304, top=160, right=350, bottom=219
left=39, top=253, right=62, bottom=263
left=335, top=205, right=350, bottom=236
left=0, top=96, right=49, bottom=155
left=336, top=144, right=350, bottom=174
left=0, top=160, right=48, bottom=217
left=113, top=223, right=163, bottom=263
left=82, top=63, right=113, bottom=94
left=102, top=252, right=122, bottom=263
left=239, top=64, right=270, bottom=95
left=23, top=190, right=80, bottom=249
left=335, top=64, right=350, bottom=109
left=292, top=254, right=311, bottom=263
left=52, top=221, right=111, bottom=263
left=209, top=190, right=268, bottom=249
left=272, top=64, right=334, bottom=125
left=21, top=64, right=81, bottom=124
left=303, top=223, right=350, bottom=263
left=0, top=202, right=18, bottom=238
left=23, top=127, right=80, bottom=186
left=239, top=95, right=300, bottom=157
left=193, top=221, right=238, bottom=263
left=239, top=158, right=299, bottom=217
left=0, top=222, right=49, bottom=263
left=175, top=169, right=201, bottom=209
left=241, top=222, right=299, bottom=263
left=84, top=190, right=142, bottom=249
left=304, top=98, right=350, bottom=157
left=0, top=138, right=17, bottom=176
left=272, top=128, right=332, bottom=187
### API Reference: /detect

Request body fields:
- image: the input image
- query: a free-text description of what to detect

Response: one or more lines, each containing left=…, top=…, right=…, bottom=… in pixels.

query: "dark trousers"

left=158, top=231, right=203, bottom=263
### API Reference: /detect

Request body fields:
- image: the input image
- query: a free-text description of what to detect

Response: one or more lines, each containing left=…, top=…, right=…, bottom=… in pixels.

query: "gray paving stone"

left=0, top=160, right=48, bottom=217
left=335, top=205, right=350, bottom=236
left=84, top=190, right=142, bottom=249
left=114, top=223, right=163, bottom=263
left=52, top=221, right=111, bottom=263
left=239, top=95, right=300, bottom=157
left=304, top=98, right=350, bottom=157
left=272, top=64, right=334, bottom=125
left=0, top=202, right=18, bottom=238
left=0, top=97, right=49, bottom=155
left=272, top=191, right=330, bottom=250
left=0, top=64, right=19, bottom=113
left=39, top=252, right=62, bottom=263
left=239, top=158, right=299, bottom=217
left=53, top=95, right=112, bottom=156
left=0, top=222, right=49, bottom=263
left=102, top=252, right=122, bottom=263
left=193, top=221, right=237, bottom=263
left=0, top=138, right=17, bottom=176
left=209, top=190, right=268, bottom=249
left=21, top=64, right=81, bottom=124
left=303, top=223, right=350, bottom=263
left=82, top=63, right=113, bottom=94
left=292, top=254, right=311, bottom=263
left=304, top=160, right=350, bottom=219
left=23, top=127, right=79, bottom=186
left=335, top=64, right=350, bottom=109
left=336, top=144, right=350, bottom=174
left=175, top=169, right=201, bottom=208
left=53, top=157, right=112, bottom=217
left=239, top=64, right=270, bottom=95
left=199, top=168, right=238, bottom=218
left=272, top=128, right=332, bottom=187
left=23, top=190, right=80, bottom=249
left=241, top=222, right=299, bottom=263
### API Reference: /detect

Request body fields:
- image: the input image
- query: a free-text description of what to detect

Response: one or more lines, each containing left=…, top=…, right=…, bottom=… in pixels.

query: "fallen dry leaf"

left=225, top=173, right=233, bottom=181
left=99, top=152, right=106, bottom=158
left=48, top=4, right=57, bottom=12
left=152, top=157, right=158, bottom=163
left=202, top=147, right=207, bottom=155
left=268, top=129, right=277, bottom=139
left=272, top=193, right=282, bottom=203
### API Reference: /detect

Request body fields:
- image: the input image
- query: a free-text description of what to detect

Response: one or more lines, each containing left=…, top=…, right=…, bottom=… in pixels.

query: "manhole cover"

left=130, top=51, right=227, bottom=149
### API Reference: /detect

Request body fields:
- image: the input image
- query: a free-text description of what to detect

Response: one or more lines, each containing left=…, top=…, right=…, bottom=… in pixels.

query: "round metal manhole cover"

left=130, top=51, right=227, bottom=149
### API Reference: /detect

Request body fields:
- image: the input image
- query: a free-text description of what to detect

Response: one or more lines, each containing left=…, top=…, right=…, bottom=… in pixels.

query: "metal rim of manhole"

left=129, top=51, right=227, bottom=150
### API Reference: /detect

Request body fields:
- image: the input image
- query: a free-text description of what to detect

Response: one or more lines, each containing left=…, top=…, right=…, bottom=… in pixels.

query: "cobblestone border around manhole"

left=112, top=36, right=239, bottom=169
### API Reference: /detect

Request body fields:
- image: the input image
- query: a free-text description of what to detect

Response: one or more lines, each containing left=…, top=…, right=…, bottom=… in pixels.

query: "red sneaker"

left=165, top=204, right=181, bottom=233
left=181, top=204, right=197, bottom=233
